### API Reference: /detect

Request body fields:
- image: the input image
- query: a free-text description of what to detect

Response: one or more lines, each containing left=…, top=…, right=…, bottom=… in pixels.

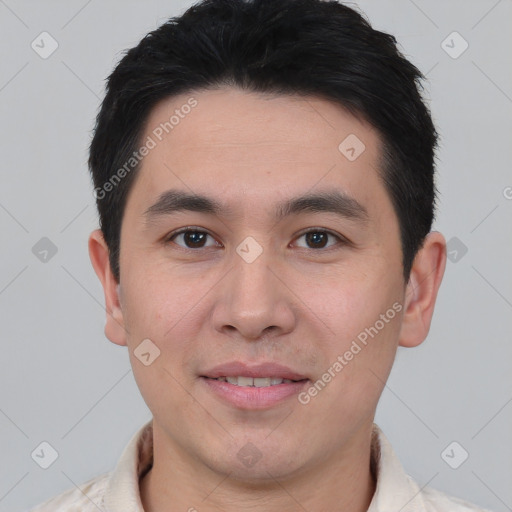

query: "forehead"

left=128, top=87, right=391, bottom=222
left=143, top=87, right=377, bottom=155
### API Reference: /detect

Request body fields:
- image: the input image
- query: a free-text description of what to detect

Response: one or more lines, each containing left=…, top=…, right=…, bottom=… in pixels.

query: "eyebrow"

left=143, top=188, right=369, bottom=225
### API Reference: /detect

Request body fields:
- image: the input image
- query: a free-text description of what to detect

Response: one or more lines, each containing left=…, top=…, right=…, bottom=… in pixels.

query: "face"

left=91, top=87, right=438, bottom=482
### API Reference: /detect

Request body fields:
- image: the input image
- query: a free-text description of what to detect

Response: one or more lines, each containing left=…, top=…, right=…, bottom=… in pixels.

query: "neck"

left=140, top=423, right=377, bottom=512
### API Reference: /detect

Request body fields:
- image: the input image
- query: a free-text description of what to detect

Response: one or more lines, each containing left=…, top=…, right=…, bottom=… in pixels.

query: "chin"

left=222, top=462, right=303, bottom=486
left=206, top=441, right=307, bottom=484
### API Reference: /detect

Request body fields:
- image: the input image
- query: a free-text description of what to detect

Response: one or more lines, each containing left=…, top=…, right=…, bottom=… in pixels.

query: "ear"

left=88, top=229, right=128, bottom=346
left=398, top=231, right=447, bottom=348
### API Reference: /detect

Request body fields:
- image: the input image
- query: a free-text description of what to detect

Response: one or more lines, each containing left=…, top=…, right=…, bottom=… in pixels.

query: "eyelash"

left=164, top=226, right=348, bottom=252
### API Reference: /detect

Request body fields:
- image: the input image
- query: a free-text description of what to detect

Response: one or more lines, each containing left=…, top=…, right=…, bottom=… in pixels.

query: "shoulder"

left=420, top=482, right=493, bottom=512
left=28, top=472, right=110, bottom=512
left=370, top=424, right=494, bottom=512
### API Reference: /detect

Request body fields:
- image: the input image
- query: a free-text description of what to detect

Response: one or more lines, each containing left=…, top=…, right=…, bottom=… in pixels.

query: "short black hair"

left=89, top=0, right=438, bottom=283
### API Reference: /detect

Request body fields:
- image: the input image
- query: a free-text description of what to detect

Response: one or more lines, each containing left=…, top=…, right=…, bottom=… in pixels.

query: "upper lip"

left=202, top=361, right=308, bottom=381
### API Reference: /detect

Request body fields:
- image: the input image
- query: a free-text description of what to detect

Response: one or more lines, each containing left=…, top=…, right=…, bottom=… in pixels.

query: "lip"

left=201, top=377, right=309, bottom=409
left=201, top=361, right=308, bottom=381
left=200, top=361, right=310, bottom=410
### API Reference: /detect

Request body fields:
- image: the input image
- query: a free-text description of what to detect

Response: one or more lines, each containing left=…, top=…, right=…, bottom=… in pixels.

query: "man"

left=30, top=0, right=492, bottom=510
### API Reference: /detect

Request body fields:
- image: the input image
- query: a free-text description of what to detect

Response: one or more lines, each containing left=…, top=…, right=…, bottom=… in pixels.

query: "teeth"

left=237, top=376, right=254, bottom=387
left=214, top=376, right=297, bottom=387
left=254, top=377, right=271, bottom=387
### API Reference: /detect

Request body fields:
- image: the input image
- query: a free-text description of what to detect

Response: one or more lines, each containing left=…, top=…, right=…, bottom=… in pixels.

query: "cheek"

left=121, top=268, right=212, bottom=386
left=305, top=265, right=403, bottom=401
left=121, top=263, right=197, bottom=333
left=309, top=268, right=398, bottom=338
left=122, top=273, right=202, bottom=398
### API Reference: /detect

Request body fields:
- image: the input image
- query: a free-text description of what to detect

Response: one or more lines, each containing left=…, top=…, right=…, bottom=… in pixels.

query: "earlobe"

left=398, top=231, right=447, bottom=348
left=88, top=229, right=128, bottom=346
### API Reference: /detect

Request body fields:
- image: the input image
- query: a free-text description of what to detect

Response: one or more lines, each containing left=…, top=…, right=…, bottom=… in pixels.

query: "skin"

left=89, top=87, right=446, bottom=512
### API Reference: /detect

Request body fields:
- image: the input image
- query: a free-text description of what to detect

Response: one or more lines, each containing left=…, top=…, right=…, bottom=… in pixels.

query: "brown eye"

left=167, top=228, right=219, bottom=249
left=295, top=229, right=343, bottom=250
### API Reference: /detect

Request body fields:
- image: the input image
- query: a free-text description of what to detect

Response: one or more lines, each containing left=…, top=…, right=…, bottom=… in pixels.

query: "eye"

left=294, top=229, right=345, bottom=250
left=166, top=227, right=220, bottom=249
left=165, top=227, right=347, bottom=251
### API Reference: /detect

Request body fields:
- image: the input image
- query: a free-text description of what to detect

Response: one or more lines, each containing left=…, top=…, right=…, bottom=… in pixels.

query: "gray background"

left=0, top=0, right=511, bottom=510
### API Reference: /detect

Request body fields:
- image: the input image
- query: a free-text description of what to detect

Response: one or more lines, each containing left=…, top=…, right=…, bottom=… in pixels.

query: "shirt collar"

left=104, top=419, right=153, bottom=511
left=368, top=424, right=427, bottom=511
left=104, top=420, right=426, bottom=512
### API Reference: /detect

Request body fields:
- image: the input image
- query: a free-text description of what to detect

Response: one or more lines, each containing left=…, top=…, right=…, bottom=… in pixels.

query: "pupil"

left=307, top=232, right=327, bottom=248
left=186, top=231, right=205, bottom=247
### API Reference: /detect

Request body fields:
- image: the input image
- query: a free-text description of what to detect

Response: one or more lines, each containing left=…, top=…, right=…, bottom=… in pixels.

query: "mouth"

left=200, top=362, right=310, bottom=409
left=205, top=376, right=305, bottom=387
left=202, top=361, right=308, bottom=382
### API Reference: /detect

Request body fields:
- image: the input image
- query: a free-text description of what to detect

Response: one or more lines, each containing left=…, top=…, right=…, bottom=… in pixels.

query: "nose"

left=211, top=247, right=296, bottom=342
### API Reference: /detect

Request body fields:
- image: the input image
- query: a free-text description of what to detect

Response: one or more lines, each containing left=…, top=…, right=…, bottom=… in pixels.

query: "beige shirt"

left=29, top=421, right=492, bottom=512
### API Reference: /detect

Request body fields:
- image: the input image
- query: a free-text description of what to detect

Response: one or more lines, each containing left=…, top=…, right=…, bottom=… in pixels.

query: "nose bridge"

left=213, top=240, right=295, bottom=339
left=231, top=243, right=280, bottom=312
